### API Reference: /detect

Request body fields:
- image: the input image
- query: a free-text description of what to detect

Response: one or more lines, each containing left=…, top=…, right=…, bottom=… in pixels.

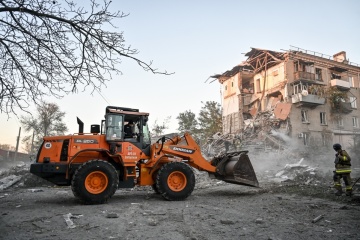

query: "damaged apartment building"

left=210, top=47, right=360, bottom=151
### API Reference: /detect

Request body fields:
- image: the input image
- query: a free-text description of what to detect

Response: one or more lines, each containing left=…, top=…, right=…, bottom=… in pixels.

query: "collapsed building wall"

left=211, top=47, right=360, bottom=153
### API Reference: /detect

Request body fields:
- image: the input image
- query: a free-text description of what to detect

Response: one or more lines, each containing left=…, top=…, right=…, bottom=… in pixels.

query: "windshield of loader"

left=106, top=114, right=123, bottom=141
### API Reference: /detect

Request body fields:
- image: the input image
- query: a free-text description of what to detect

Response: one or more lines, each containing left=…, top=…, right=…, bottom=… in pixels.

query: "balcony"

left=330, top=79, right=350, bottom=90
left=291, top=93, right=325, bottom=108
left=331, top=102, right=353, bottom=113
left=293, top=71, right=325, bottom=85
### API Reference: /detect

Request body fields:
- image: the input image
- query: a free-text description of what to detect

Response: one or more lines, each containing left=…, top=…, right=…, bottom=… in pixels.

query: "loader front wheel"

left=156, top=162, right=195, bottom=201
left=71, top=160, right=119, bottom=204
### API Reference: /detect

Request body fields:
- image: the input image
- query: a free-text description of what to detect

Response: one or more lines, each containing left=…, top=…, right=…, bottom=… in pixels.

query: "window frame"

left=320, top=112, right=327, bottom=125
left=350, top=96, right=357, bottom=109
left=337, top=118, right=344, bottom=127
left=352, top=116, right=359, bottom=128
left=315, top=68, right=322, bottom=81
left=301, top=109, right=309, bottom=123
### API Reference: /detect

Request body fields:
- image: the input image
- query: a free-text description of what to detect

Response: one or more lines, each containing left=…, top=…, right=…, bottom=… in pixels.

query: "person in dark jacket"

left=124, top=120, right=135, bottom=138
left=332, top=143, right=352, bottom=196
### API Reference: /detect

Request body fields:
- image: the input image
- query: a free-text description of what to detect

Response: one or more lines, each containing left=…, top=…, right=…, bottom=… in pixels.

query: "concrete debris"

left=0, top=175, right=22, bottom=191
left=56, top=191, right=69, bottom=195
left=147, top=218, right=158, bottom=226
left=63, top=213, right=83, bottom=229
left=28, top=189, right=43, bottom=193
left=312, top=214, right=324, bottom=223
left=255, top=218, right=264, bottom=224
left=274, top=158, right=319, bottom=182
left=220, top=219, right=235, bottom=225
left=0, top=162, right=52, bottom=190
left=106, top=212, right=119, bottom=218
left=63, top=213, right=76, bottom=229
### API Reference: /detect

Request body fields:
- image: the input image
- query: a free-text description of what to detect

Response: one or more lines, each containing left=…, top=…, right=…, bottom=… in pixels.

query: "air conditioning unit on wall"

left=298, top=133, right=304, bottom=138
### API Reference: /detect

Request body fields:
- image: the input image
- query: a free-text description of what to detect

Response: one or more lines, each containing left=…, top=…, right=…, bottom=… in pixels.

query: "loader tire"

left=71, top=160, right=119, bottom=204
left=152, top=183, right=161, bottom=194
left=156, top=162, right=195, bottom=201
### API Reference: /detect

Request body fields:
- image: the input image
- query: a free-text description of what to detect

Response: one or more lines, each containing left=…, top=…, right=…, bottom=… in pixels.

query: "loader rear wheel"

left=156, top=162, right=195, bottom=201
left=71, top=160, right=119, bottom=204
left=151, top=183, right=160, bottom=194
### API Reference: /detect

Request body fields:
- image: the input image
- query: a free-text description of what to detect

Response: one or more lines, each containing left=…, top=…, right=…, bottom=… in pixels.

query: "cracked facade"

left=211, top=47, right=360, bottom=150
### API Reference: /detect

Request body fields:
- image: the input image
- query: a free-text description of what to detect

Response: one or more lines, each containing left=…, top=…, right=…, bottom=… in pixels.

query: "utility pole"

left=30, top=131, right=35, bottom=155
left=14, top=127, right=21, bottom=161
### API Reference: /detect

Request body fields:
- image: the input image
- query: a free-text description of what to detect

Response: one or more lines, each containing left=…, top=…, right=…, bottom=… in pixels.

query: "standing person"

left=333, top=143, right=352, bottom=196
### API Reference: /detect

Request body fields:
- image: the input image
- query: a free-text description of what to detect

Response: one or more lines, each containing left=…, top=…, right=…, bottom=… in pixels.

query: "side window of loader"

left=106, top=114, right=124, bottom=141
left=142, top=124, right=151, bottom=145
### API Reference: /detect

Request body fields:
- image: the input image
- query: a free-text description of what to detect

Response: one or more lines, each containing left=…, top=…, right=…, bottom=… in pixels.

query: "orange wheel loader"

left=30, top=106, right=259, bottom=204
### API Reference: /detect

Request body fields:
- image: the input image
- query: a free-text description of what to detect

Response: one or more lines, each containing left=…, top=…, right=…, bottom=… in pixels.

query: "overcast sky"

left=1, top=0, right=360, bottom=152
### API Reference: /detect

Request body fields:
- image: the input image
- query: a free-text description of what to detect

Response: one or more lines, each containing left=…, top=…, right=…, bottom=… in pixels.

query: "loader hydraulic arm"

left=149, top=133, right=216, bottom=173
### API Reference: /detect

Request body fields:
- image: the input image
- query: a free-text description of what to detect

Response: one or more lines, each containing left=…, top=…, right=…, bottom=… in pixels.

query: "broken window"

left=305, top=65, right=314, bottom=74
left=352, top=117, right=359, bottom=128
left=301, top=110, right=309, bottom=123
left=320, top=112, right=327, bottom=125
left=331, top=72, right=341, bottom=79
left=350, top=96, right=357, bottom=108
left=315, top=68, right=322, bottom=81
left=256, top=79, right=261, bottom=93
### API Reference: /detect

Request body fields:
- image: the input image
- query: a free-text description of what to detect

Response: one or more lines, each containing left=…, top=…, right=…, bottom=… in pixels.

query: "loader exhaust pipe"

left=211, top=151, right=259, bottom=187
left=77, top=117, right=84, bottom=134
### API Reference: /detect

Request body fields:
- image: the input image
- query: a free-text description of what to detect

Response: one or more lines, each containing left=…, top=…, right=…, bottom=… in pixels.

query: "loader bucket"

left=211, top=151, right=259, bottom=187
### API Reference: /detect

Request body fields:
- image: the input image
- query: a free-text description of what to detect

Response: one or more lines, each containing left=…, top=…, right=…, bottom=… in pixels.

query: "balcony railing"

left=294, top=71, right=315, bottom=81
left=332, top=102, right=353, bottom=113
left=293, top=71, right=323, bottom=83
left=291, top=93, right=325, bottom=106
left=330, top=79, right=350, bottom=90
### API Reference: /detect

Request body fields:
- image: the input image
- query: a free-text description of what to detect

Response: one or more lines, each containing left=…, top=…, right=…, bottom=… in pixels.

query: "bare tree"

left=151, top=116, right=171, bottom=137
left=21, top=101, right=68, bottom=153
left=0, top=0, right=170, bottom=115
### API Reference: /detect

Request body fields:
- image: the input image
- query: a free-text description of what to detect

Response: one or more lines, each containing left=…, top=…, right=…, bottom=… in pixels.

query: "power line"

left=96, top=89, right=111, bottom=105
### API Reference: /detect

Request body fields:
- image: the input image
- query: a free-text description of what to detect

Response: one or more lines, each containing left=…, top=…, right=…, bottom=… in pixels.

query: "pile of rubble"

left=0, top=161, right=50, bottom=191
left=272, top=158, right=326, bottom=185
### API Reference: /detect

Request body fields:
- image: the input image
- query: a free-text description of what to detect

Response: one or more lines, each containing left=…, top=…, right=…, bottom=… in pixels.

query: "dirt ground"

left=0, top=158, right=360, bottom=240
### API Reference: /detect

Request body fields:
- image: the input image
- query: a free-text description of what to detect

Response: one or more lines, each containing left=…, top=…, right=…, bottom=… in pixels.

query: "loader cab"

left=104, top=106, right=151, bottom=153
